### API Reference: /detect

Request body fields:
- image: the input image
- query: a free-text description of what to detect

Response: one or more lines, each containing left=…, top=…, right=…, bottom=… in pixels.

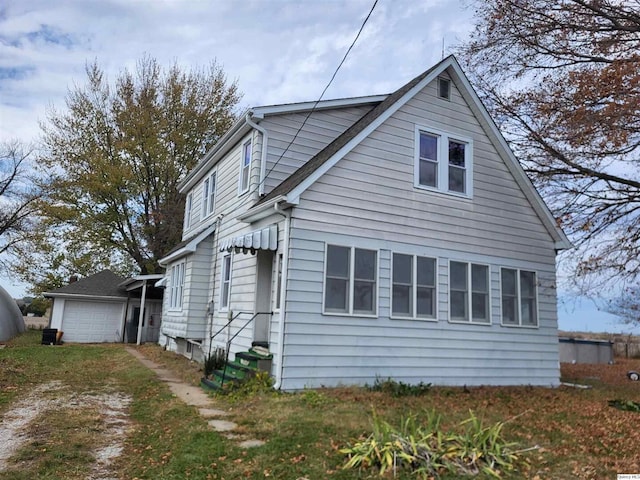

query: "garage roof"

left=44, top=270, right=127, bottom=299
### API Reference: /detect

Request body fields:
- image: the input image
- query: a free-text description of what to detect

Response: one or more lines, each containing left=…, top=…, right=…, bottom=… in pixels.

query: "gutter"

left=244, top=112, right=269, bottom=197
left=272, top=200, right=291, bottom=390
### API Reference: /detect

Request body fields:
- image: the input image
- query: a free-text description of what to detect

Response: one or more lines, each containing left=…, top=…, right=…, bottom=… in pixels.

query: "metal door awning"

left=219, top=224, right=278, bottom=253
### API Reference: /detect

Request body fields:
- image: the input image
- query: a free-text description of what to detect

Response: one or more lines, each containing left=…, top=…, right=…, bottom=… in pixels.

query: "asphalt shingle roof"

left=45, top=270, right=127, bottom=298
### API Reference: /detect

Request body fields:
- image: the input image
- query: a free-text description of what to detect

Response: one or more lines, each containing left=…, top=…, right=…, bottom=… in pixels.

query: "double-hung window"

left=184, top=193, right=193, bottom=230
left=220, top=254, right=232, bottom=310
left=202, top=172, right=216, bottom=217
left=239, top=140, right=251, bottom=194
left=415, top=126, right=472, bottom=196
left=169, top=262, right=185, bottom=310
left=324, top=245, right=377, bottom=315
left=449, top=261, right=490, bottom=323
left=501, top=268, right=538, bottom=327
left=391, top=253, right=437, bottom=319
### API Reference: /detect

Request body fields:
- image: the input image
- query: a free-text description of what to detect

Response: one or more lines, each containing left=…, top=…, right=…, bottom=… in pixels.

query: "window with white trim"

left=415, top=127, right=472, bottom=196
left=184, top=193, right=193, bottom=229
left=501, top=268, right=538, bottom=326
left=220, top=254, right=232, bottom=310
left=202, top=172, right=216, bottom=217
left=239, top=140, right=251, bottom=194
left=324, top=245, right=377, bottom=315
left=449, top=261, right=490, bottom=323
left=274, top=254, right=283, bottom=311
left=392, top=253, right=436, bottom=319
left=169, top=261, right=185, bottom=310
left=438, top=77, right=451, bottom=100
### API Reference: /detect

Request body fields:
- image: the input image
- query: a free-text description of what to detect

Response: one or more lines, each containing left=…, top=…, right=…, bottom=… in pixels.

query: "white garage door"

left=62, top=301, right=124, bottom=343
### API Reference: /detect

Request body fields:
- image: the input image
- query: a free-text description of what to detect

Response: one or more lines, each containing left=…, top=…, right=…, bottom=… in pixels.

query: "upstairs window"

left=501, top=268, right=538, bottom=327
left=169, top=262, right=185, bottom=310
left=202, top=172, right=216, bottom=217
left=392, top=253, right=437, bottom=319
left=438, top=77, right=451, bottom=100
left=239, top=140, right=251, bottom=194
left=184, top=193, right=193, bottom=229
left=449, top=261, right=490, bottom=324
left=415, top=126, right=473, bottom=197
left=324, top=245, right=377, bottom=316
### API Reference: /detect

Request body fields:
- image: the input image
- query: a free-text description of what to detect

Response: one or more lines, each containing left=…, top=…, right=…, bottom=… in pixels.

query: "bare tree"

left=458, top=0, right=640, bottom=292
left=0, top=141, right=38, bottom=267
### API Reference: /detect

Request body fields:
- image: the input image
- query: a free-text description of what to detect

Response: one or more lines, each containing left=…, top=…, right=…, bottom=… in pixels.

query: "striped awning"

left=219, top=224, right=278, bottom=253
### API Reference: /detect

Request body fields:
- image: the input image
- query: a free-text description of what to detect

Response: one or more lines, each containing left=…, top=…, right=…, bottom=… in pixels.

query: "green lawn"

left=1, top=330, right=639, bottom=479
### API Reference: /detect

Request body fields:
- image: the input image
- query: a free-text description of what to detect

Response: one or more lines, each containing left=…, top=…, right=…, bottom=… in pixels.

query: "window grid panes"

left=324, top=245, right=377, bottom=315
left=501, top=268, right=537, bottom=327
left=184, top=193, right=193, bottom=229
left=240, top=141, right=251, bottom=193
left=448, top=140, right=466, bottom=193
left=449, top=261, right=468, bottom=321
left=208, top=172, right=216, bottom=215
left=220, top=254, right=232, bottom=310
left=202, top=178, right=210, bottom=217
left=170, top=262, right=185, bottom=309
left=419, top=133, right=438, bottom=188
left=438, top=77, right=451, bottom=100
left=392, top=254, right=436, bottom=319
left=471, top=264, right=489, bottom=322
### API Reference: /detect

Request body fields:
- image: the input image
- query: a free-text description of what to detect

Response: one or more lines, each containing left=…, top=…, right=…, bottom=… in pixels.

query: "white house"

left=157, top=56, right=571, bottom=390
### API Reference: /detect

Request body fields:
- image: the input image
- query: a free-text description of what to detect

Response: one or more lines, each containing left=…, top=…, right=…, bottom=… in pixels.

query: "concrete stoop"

left=126, top=347, right=265, bottom=448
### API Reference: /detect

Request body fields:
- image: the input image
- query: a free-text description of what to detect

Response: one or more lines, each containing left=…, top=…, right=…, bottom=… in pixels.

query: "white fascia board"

left=448, top=60, right=573, bottom=250
left=158, top=223, right=216, bottom=265
left=251, top=95, right=388, bottom=119
left=179, top=112, right=253, bottom=193
left=43, top=293, right=126, bottom=301
left=237, top=195, right=288, bottom=223
left=286, top=59, right=456, bottom=203
left=119, top=274, right=164, bottom=289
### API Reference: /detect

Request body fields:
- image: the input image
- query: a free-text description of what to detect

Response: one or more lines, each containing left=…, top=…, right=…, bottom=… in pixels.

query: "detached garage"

left=45, top=270, right=164, bottom=344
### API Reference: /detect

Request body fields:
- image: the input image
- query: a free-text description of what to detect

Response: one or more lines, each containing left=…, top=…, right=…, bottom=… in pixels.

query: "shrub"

left=367, top=377, right=431, bottom=397
left=203, top=347, right=226, bottom=378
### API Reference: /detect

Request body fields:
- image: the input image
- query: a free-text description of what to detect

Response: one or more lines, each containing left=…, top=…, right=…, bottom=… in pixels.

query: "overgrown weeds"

left=367, top=376, right=432, bottom=396
left=341, top=410, right=523, bottom=478
left=203, top=347, right=226, bottom=378
left=608, top=399, right=640, bottom=412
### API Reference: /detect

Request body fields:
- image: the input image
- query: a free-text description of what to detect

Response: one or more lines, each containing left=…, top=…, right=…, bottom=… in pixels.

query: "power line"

left=254, top=0, right=379, bottom=195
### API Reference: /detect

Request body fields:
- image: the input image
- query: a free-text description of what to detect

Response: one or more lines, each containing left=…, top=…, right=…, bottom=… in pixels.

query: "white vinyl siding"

left=323, top=245, right=377, bottom=316
left=449, top=261, right=489, bottom=324
left=220, top=254, right=232, bottom=311
left=391, top=253, right=436, bottom=320
left=415, top=125, right=473, bottom=197
left=169, top=262, right=185, bottom=310
left=184, top=193, right=193, bottom=230
left=239, top=140, right=251, bottom=194
left=501, top=268, right=538, bottom=327
left=202, top=172, right=216, bottom=217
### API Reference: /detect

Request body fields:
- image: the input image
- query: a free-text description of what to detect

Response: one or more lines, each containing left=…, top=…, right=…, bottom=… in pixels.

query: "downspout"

left=272, top=201, right=291, bottom=390
left=245, top=112, right=268, bottom=197
left=206, top=215, right=223, bottom=361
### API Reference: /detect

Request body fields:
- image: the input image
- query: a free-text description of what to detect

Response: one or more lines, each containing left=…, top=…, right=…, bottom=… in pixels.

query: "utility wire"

left=253, top=0, right=379, bottom=196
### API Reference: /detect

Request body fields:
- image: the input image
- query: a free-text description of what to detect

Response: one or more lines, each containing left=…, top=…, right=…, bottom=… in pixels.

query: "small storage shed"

left=45, top=270, right=164, bottom=344
left=559, top=337, right=614, bottom=364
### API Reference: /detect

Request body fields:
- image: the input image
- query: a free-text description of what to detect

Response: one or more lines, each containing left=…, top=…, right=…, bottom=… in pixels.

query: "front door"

left=254, top=250, right=273, bottom=343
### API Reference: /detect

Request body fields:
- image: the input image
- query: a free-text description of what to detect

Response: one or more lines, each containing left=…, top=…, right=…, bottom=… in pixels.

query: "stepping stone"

left=199, top=408, right=230, bottom=418
left=208, top=419, right=237, bottom=432
left=239, top=439, right=265, bottom=448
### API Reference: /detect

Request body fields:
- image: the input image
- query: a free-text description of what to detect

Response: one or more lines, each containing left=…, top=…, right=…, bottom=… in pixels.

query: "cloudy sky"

left=0, top=0, right=631, bottom=332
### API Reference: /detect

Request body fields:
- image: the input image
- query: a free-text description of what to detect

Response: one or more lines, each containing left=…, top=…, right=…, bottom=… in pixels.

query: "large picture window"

left=501, top=268, right=538, bottom=327
left=392, top=253, right=436, bottom=319
left=324, top=245, right=377, bottom=315
left=415, top=126, right=472, bottom=197
left=169, top=262, right=185, bottom=310
left=449, top=261, right=490, bottom=323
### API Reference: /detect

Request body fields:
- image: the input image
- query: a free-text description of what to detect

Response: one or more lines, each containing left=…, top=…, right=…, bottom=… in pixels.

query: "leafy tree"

left=16, top=56, right=241, bottom=292
left=458, top=0, right=640, bottom=292
left=0, top=141, right=38, bottom=268
left=26, top=296, right=50, bottom=317
left=607, top=286, right=640, bottom=326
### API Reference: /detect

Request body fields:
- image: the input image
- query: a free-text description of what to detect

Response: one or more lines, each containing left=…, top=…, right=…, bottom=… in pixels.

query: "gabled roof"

left=245, top=55, right=571, bottom=250
left=178, top=95, right=387, bottom=193
left=158, top=223, right=217, bottom=266
left=44, top=270, right=127, bottom=299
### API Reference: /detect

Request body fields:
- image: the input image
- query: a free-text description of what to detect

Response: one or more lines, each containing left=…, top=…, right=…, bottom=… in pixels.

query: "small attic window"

left=438, top=77, right=451, bottom=100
